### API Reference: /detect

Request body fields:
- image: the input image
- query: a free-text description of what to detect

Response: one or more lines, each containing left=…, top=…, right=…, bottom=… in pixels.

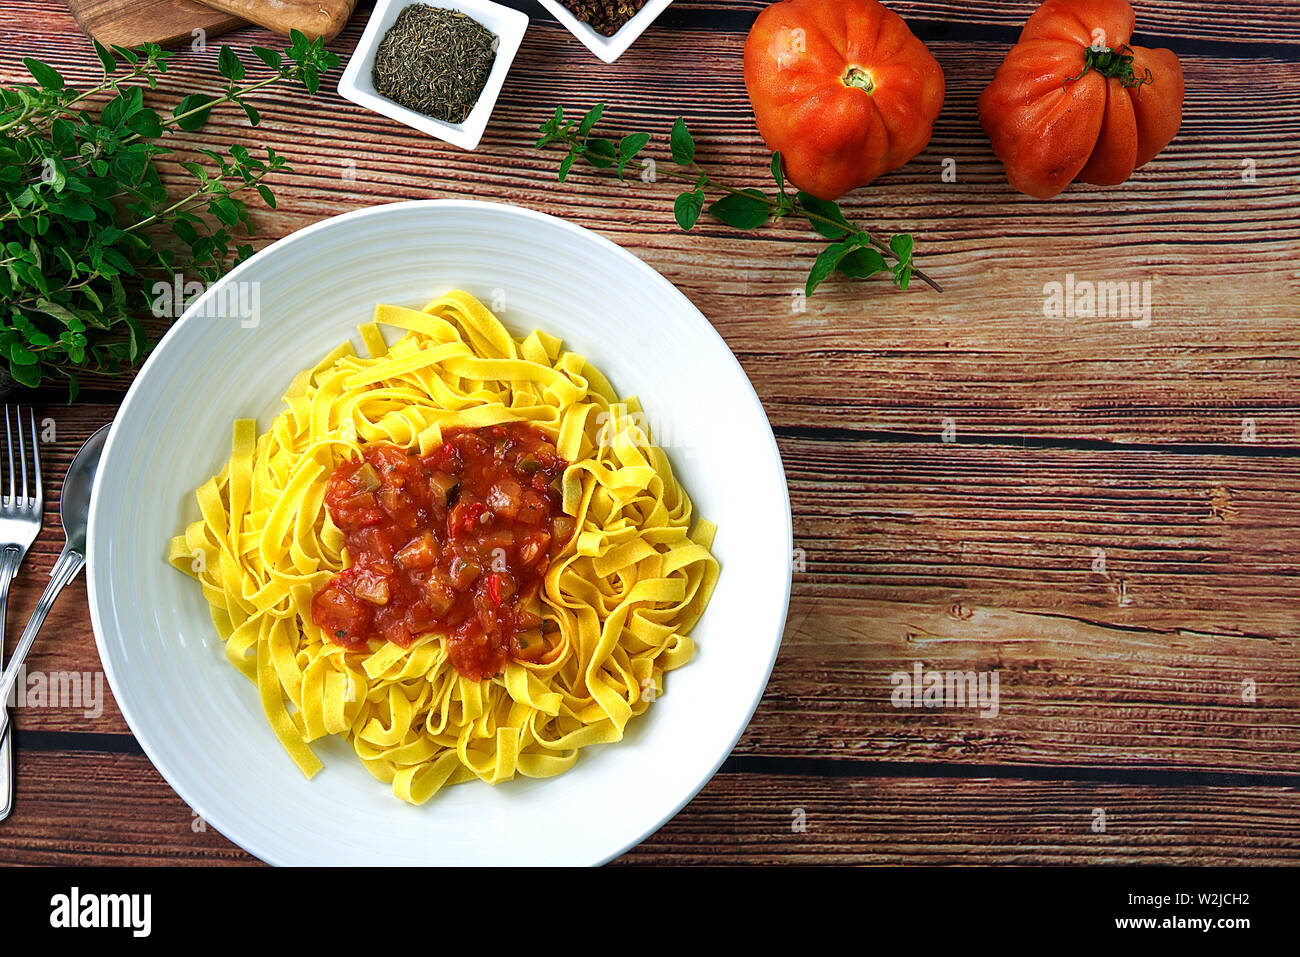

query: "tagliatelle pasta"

left=168, top=290, right=719, bottom=804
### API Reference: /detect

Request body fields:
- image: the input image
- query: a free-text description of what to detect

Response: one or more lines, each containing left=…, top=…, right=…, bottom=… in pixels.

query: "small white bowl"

left=539, top=0, right=673, bottom=63
left=337, top=0, right=528, bottom=150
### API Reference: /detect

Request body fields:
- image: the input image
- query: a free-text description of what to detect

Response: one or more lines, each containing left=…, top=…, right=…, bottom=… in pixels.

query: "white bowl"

left=87, top=200, right=793, bottom=866
left=337, top=0, right=529, bottom=150
left=539, top=0, right=673, bottom=63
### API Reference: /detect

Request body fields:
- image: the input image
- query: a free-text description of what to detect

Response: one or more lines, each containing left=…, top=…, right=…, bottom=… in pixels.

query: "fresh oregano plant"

left=0, top=30, right=339, bottom=395
left=536, top=104, right=941, bottom=297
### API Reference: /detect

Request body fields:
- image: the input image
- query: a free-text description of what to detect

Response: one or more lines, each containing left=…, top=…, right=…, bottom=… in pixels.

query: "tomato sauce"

left=310, top=423, right=575, bottom=680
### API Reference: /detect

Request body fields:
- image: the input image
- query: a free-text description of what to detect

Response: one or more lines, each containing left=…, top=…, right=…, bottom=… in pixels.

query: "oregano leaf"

left=798, top=192, right=853, bottom=240
left=707, top=189, right=770, bottom=230
left=674, top=190, right=704, bottom=231
left=93, top=40, right=116, bottom=74
left=585, top=138, right=616, bottom=169
left=172, top=93, right=214, bottom=131
left=577, top=103, right=603, bottom=139
left=807, top=242, right=854, bottom=296
left=836, top=247, right=888, bottom=280
left=23, top=58, right=64, bottom=91
left=670, top=117, right=695, bottom=166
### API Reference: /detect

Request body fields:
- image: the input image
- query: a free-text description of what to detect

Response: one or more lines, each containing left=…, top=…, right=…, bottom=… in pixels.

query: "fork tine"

left=28, top=408, right=40, bottom=512
left=16, top=406, right=27, bottom=506
left=4, top=406, right=12, bottom=507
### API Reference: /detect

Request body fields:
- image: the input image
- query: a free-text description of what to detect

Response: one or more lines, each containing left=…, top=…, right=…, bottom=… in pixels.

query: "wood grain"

left=676, top=1, right=1300, bottom=47
left=196, top=0, right=359, bottom=41
left=62, top=0, right=244, bottom=49
left=3, top=748, right=1297, bottom=865
left=2, top=0, right=1300, bottom=865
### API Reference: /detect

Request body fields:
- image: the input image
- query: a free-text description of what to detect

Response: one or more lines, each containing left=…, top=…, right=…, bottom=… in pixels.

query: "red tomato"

left=744, top=0, right=946, bottom=200
left=978, top=0, right=1184, bottom=198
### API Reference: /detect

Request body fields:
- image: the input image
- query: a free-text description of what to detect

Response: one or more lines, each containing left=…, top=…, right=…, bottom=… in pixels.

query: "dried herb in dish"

left=560, top=0, right=648, bottom=37
left=371, top=4, right=498, bottom=125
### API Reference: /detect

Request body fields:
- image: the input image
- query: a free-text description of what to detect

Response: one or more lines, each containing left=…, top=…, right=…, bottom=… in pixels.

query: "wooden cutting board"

left=64, top=0, right=247, bottom=49
left=64, top=0, right=358, bottom=49
left=197, top=0, right=359, bottom=41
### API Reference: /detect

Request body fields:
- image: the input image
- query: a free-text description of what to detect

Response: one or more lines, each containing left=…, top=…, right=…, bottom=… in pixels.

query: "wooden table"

left=1, top=0, right=1298, bottom=865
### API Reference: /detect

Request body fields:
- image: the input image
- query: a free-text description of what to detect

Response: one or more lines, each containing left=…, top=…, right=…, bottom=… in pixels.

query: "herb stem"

left=124, top=73, right=286, bottom=146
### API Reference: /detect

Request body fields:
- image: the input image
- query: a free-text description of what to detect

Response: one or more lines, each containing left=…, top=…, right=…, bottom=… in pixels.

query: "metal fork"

left=0, top=407, right=43, bottom=823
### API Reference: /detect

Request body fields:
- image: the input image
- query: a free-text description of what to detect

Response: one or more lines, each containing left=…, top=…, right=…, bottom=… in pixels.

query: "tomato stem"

left=842, top=66, right=875, bottom=94
left=1064, top=44, right=1153, bottom=90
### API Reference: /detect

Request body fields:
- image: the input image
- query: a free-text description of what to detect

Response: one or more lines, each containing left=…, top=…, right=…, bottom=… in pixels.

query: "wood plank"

left=196, top=0, right=358, bottom=42
left=2, top=747, right=1297, bottom=864
left=672, top=1, right=1300, bottom=48
left=782, top=438, right=1300, bottom=638
left=3, top=0, right=1300, bottom=867
left=619, top=770, right=1300, bottom=865
left=61, top=0, right=244, bottom=49
left=741, top=595, right=1300, bottom=773
left=2, top=747, right=257, bottom=864
left=2, top=15, right=1296, bottom=446
left=13, top=590, right=1299, bottom=777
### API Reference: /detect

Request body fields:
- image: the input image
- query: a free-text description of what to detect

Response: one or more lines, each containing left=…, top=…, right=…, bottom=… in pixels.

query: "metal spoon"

left=0, top=424, right=111, bottom=728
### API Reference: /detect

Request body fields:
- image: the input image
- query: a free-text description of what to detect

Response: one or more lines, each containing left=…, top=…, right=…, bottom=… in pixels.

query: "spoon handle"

left=0, top=544, right=21, bottom=821
left=0, top=544, right=85, bottom=709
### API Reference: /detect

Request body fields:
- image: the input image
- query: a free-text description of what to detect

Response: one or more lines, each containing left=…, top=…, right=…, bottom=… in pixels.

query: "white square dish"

left=337, top=0, right=529, bottom=150
left=538, top=0, right=674, bottom=63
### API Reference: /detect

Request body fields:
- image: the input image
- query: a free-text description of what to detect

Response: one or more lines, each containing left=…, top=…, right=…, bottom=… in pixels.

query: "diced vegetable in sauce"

left=310, top=423, right=573, bottom=679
